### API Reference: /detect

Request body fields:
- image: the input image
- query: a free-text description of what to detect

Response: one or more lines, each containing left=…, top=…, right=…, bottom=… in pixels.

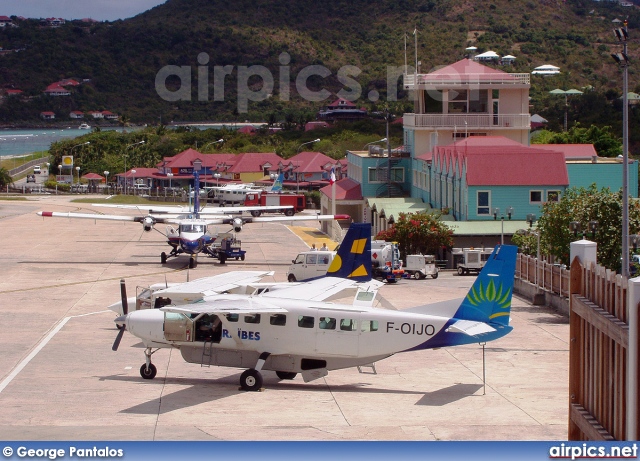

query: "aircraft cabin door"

left=314, top=310, right=359, bottom=356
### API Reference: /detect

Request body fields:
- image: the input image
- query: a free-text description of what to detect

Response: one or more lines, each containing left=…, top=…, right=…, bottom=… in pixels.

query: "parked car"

left=26, top=174, right=36, bottom=183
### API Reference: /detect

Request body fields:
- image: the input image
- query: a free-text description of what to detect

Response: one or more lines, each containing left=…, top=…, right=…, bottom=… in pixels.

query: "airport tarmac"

left=0, top=195, right=569, bottom=441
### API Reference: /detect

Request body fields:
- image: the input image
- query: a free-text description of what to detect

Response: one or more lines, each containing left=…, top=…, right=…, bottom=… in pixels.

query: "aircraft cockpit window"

left=270, top=314, right=287, bottom=326
left=298, top=315, right=314, bottom=328
left=180, top=224, right=204, bottom=233
left=340, top=319, right=357, bottom=331
left=226, top=313, right=239, bottom=322
left=360, top=320, right=379, bottom=332
left=244, top=314, right=261, bottom=324
left=319, top=317, right=336, bottom=330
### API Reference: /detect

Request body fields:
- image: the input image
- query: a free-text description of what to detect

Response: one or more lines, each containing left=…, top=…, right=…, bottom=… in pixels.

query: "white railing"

left=515, top=254, right=570, bottom=298
left=403, top=72, right=530, bottom=88
left=403, top=113, right=530, bottom=129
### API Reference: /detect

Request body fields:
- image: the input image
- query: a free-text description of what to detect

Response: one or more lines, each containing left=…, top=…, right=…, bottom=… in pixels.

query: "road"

left=0, top=195, right=570, bottom=440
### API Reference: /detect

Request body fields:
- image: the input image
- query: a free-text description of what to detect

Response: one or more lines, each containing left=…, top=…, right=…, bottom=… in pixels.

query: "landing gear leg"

left=140, top=347, right=158, bottom=380
left=239, top=352, right=270, bottom=391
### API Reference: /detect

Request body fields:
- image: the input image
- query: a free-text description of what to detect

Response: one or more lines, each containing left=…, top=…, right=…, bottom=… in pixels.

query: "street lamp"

left=75, top=166, right=80, bottom=185
left=202, top=138, right=224, bottom=151
left=45, top=162, right=50, bottom=175
left=612, top=21, right=630, bottom=278
left=493, top=206, right=513, bottom=245
left=124, top=140, right=145, bottom=195
left=104, top=171, right=109, bottom=193
left=167, top=172, right=173, bottom=190
left=363, top=137, right=387, bottom=152
left=296, top=138, right=320, bottom=153
left=213, top=172, right=221, bottom=187
left=549, top=89, right=583, bottom=132
left=192, top=158, right=203, bottom=211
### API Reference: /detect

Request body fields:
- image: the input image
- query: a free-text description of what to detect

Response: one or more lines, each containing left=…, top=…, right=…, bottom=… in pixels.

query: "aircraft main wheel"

left=457, top=266, right=464, bottom=276
left=140, top=363, right=157, bottom=380
left=276, top=371, right=297, bottom=380
left=189, top=258, right=197, bottom=269
left=161, top=252, right=167, bottom=264
left=240, top=369, right=263, bottom=391
left=288, top=274, right=296, bottom=282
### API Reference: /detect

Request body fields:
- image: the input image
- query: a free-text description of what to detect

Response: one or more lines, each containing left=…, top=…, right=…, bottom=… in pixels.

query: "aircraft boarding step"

left=357, top=363, right=377, bottom=374
left=201, top=340, right=213, bottom=367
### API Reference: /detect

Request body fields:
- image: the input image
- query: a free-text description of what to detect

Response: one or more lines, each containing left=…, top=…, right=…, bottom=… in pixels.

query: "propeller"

left=112, top=279, right=128, bottom=351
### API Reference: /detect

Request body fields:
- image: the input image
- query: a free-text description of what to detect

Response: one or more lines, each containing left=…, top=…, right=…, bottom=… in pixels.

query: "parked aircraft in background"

left=37, top=171, right=349, bottom=267
left=112, top=241, right=517, bottom=391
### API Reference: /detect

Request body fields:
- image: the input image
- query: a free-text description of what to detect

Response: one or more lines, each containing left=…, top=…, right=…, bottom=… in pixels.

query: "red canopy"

left=82, top=173, right=105, bottom=180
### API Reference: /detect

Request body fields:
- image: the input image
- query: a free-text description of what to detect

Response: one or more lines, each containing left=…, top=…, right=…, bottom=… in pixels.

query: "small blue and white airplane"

left=37, top=171, right=348, bottom=267
left=112, top=225, right=517, bottom=391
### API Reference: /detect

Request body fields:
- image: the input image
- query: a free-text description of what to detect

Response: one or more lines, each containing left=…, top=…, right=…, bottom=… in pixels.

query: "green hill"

left=0, top=0, right=638, bottom=126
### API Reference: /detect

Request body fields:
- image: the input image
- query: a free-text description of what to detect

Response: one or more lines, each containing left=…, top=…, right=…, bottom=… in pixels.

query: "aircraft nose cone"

left=114, top=315, right=127, bottom=328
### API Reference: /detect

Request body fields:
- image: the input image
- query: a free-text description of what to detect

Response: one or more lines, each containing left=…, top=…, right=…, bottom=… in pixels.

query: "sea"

left=0, top=127, right=135, bottom=158
left=0, top=123, right=261, bottom=158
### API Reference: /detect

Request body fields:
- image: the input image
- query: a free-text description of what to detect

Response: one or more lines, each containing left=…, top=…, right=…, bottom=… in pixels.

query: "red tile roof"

left=434, top=136, right=569, bottom=186
left=424, top=58, right=520, bottom=83
left=227, top=152, right=283, bottom=173
left=533, top=143, right=598, bottom=159
left=319, top=177, right=363, bottom=200
left=285, top=151, right=338, bottom=173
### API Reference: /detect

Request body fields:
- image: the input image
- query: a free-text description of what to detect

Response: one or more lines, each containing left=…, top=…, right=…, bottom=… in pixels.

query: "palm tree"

left=0, top=167, right=14, bottom=188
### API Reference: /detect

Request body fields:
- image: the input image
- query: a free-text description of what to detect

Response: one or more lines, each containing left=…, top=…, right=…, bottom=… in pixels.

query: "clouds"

left=0, top=0, right=166, bottom=21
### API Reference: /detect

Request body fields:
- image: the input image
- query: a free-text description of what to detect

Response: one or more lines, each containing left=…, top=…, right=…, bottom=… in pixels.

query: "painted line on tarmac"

left=0, top=310, right=109, bottom=395
left=0, top=267, right=189, bottom=294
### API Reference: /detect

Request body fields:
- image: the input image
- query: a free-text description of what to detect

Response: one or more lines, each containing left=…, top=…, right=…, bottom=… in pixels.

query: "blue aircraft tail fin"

left=270, top=173, right=284, bottom=192
left=325, top=223, right=372, bottom=282
left=455, top=244, right=517, bottom=326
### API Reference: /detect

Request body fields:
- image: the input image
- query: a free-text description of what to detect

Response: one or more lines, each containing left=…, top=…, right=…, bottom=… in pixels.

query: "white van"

left=287, top=250, right=335, bottom=282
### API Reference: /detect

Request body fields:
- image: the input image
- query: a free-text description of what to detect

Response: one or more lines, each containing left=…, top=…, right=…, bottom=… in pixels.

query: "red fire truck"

left=244, top=192, right=305, bottom=216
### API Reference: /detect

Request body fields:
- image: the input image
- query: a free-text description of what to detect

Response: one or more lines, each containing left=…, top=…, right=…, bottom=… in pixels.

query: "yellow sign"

left=62, top=156, right=73, bottom=166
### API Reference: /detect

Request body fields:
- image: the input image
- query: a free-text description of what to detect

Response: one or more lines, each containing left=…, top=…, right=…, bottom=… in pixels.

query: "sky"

left=0, top=0, right=168, bottom=21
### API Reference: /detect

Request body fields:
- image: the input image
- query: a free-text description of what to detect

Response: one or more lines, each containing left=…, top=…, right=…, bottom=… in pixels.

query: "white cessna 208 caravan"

left=111, top=223, right=518, bottom=391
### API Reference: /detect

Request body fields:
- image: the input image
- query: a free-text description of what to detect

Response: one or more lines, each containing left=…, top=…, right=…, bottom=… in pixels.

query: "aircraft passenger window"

left=319, top=317, right=336, bottom=330
left=360, top=320, right=379, bottom=332
left=270, top=314, right=287, bottom=326
left=298, top=315, right=314, bottom=328
left=340, top=319, right=356, bottom=331
left=244, top=314, right=261, bottom=324
left=226, top=313, right=239, bottom=322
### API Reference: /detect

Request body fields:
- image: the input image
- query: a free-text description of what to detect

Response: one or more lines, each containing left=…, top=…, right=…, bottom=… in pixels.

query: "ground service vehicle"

left=404, top=254, right=439, bottom=279
left=33, top=165, right=41, bottom=174
left=371, top=240, right=407, bottom=283
left=205, top=233, right=246, bottom=264
left=287, top=250, right=335, bottom=282
left=453, top=248, right=487, bottom=275
left=245, top=192, right=305, bottom=217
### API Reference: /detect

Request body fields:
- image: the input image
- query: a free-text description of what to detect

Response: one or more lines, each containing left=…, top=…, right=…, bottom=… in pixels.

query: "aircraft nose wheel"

left=240, top=369, right=263, bottom=391
left=140, top=363, right=157, bottom=379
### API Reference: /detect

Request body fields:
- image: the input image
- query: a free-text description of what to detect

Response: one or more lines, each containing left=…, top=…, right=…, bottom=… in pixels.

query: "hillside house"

left=40, top=111, right=55, bottom=120
left=69, top=111, right=84, bottom=119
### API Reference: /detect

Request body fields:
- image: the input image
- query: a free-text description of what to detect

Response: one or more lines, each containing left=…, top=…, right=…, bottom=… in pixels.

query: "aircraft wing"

left=151, top=271, right=275, bottom=300
left=240, top=214, right=351, bottom=224
left=160, top=297, right=287, bottom=315
left=92, top=204, right=292, bottom=214
left=260, top=276, right=383, bottom=302
left=37, top=211, right=181, bottom=225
